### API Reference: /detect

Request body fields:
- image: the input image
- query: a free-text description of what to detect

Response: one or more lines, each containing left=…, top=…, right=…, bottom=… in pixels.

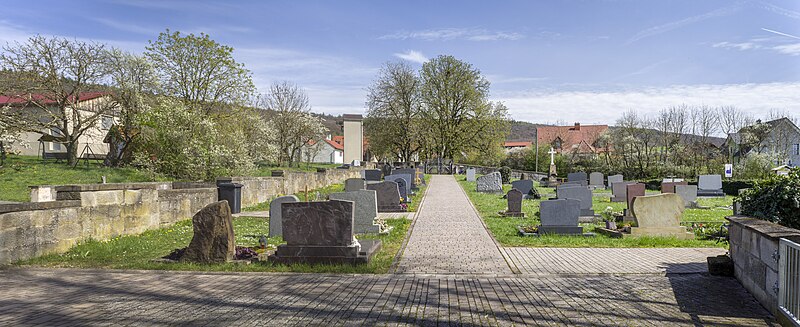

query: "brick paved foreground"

left=0, top=269, right=774, bottom=326
left=506, top=247, right=727, bottom=275
left=395, top=175, right=512, bottom=275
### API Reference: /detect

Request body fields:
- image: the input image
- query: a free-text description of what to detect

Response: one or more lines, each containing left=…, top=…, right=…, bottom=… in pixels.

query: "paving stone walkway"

left=394, top=175, right=513, bottom=275
left=0, top=269, right=775, bottom=326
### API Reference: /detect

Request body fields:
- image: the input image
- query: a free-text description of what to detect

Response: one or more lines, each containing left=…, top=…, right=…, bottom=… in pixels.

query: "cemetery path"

left=0, top=268, right=775, bottom=326
left=394, top=175, right=513, bottom=275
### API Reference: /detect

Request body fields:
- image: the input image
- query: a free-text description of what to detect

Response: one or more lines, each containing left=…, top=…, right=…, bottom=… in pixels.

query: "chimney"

left=574, top=122, right=581, bottom=131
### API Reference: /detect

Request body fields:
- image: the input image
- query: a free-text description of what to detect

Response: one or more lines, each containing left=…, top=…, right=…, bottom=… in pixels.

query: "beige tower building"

left=341, top=114, right=363, bottom=164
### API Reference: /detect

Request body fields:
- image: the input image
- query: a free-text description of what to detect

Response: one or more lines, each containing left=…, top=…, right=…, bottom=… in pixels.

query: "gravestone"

left=268, top=195, right=299, bottom=237
left=661, top=180, right=687, bottom=193
left=626, top=183, right=646, bottom=209
left=366, top=181, right=405, bottom=212
left=180, top=201, right=235, bottom=263
left=351, top=159, right=361, bottom=167
left=381, top=164, right=393, bottom=178
left=363, top=169, right=382, bottom=181
left=589, top=172, right=604, bottom=188
left=395, top=169, right=418, bottom=190
left=567, top=171, right=588, bottom=186
left=385, top=174, right=412, bottom=197
left=560, top=181, right=583, bottom=188
left=630, top=193, right=694, bottom=239
left=607, top=174, right=623, bottom=190
left=674, top=184, right=698, bottom=208
left=329, top=190, right=381, bottom=234
left=345, top=178, right=367, bottom=192
left=417, top=171, right=427, bottom=185
left=697, top=174, right=724, bottom=196
left=511, top=180, right=539, bottom=199
left=393, top=178, right=409, bottom=203
left=501, top=189, right=524, bottom=217
left=557, top=185, right=595, bottom=217
left=269, top=200, right=382, bottom=264
left=476, top=172, right=503, bottom=193
left=466, top=168, right=477, bottom=182
left=611, top=181, right=635, bottom=202
left=538, top=199, right=583, bottom=235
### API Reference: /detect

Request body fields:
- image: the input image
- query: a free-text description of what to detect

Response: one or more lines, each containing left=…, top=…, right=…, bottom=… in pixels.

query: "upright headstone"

left=697, top=174, right=724, bottom=196
left=501, top=188, right=524, bottom=217
left=395, top=169, right=418, bottom=190
left=270, top=200, right=381, bottom=264
left=385, top=174, right=412, bottom=197
left=381, top=164, right=393, bottom=178
left=626, top=183, right=646, bottom=209
left=589, top=172, right=604, bottom=188
left=466, top=168, right=477, bottom=182
left=511, top=180, right=539, bottom=199
left=674, top=185, right=698, bottom=208
left=611, top=181, right=635, bottom=202
left=607, top=174, right=624, bottom=190
left=394, top=178, right=409, bottom=203
left=476, top=172, right=503, bottom=193
left=538, top=199, right=583, bottom=235
left=567, top=171, right=588, bottom=186
left=557, top=186, right=595, bottom=216
left=329, top=190, right=381, bottom=234
left=630, top=193, right=693, bottom=239
left=661, top=180, right=687, bottom=193
left=345, top=178, right=367, bottom=192
left=180, top=201, right=235, bottom=263
left=269, top=195, right=300, bottom=237
left=366, top=181, right=405, bottom=212
left=363, top=169, right=382, bottom=181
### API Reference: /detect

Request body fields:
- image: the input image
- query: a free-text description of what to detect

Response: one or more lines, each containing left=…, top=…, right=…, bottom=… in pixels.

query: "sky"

left=1, top=0, right=799, bottom=125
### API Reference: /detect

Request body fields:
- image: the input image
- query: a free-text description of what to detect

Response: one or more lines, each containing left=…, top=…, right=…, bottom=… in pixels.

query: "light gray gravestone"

left=366, top=181, right=404, bottom=212
left=466, top=168, right=477, bottom=182
left=395, top=168, right=418, bottom=189
left=511, top=180, right=536, bottom=198
left=345, top=178, right=367, bottom=192
left=556, top=185, right=595, bottom=216
left=268, top=195, right=299, bottom=237
left=697, top=174, right=724, bottom=196
left=607, top=174, right=623, bottom=190
left=476, top=172, right=503, bottom=193
left=589, top=172, right=604, bottom=188
left=385, top=174, right=412, bottom=197
left=674, top=184, right=698, bottom=208
left=538, top=198, right=583, bottom=235
left=329, top=190, right=381, bottom=233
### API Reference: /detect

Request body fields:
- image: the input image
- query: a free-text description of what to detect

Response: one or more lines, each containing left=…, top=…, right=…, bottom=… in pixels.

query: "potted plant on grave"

left=601, top=206, right=617, bottom=230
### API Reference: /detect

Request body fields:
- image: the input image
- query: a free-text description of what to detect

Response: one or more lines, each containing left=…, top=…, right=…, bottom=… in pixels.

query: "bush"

left=499, top=166, right=512, bottom=184
left=737, top=168, right=800, bottom=229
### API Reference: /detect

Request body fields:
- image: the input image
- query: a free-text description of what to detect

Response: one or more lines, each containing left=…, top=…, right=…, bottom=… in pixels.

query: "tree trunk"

left=67, top=140, right=79, bottom=166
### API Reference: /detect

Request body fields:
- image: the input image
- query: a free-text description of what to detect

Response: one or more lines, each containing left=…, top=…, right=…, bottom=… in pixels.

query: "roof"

left=0, top=92, right=110, bottom=106
left=342, top=114, right=363, bottom=121
left=536, top=124, right=609, bottom=154
left=503, top=141, right=532, bottom=148
left=324, top=139, right=344, bottom=150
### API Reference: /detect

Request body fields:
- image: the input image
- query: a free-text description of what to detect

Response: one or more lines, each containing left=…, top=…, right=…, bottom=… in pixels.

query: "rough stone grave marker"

left=698, top=174, right=724, bottom=196
left=538, top=199, right=583, bottom=235
left=329, top=190, right=381, bottom=234
left=345, top=178, right=367, bottom=192
left=466, top=168, right=477, bottom=182
left=630, top=193, right=694, bottom=239
left=180, top=201, right=235, bottom=263
left=366, top=181, right=405, bottom=212
left=476, top=172, right=503, bottom=193
left=268, top=195, right=299, bottom=237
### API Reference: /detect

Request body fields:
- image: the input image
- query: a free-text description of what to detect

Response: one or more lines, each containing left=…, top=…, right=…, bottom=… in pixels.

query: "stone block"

left=759, top=237, right=778, bottom=271
left=630, top=193, right=694, bottom=239
left=366, top=181, right=404, bottom=212
left=282, top=200, right=355, bottom=246
left=344, top=178, right=366, bottom=192
left=476, top=172, right=502, bottom=193
left=180, top=201, right=235, bottom=263
left=466, top=168, right=476, bottom=182
left=329, top=190, right=381, bottom=234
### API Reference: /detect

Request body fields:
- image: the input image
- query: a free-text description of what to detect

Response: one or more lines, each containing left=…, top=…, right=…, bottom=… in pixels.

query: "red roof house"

left=536, top=123, right=609, bottom=156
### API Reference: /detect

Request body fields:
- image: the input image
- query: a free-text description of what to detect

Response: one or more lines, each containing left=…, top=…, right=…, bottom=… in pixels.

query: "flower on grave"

left=601, top=206, right=615, bottom=222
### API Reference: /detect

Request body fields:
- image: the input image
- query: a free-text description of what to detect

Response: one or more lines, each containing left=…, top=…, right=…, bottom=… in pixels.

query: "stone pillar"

left=342, top=114, right=363, bottom=164
left=29, top=185, right=56, bottom=202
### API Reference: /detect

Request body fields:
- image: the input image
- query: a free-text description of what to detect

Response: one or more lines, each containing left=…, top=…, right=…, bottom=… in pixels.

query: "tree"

left=145, top=30, right=255, bottom=114
left=364, top=61, right=423, bottom=162
left=0, top=35, right=115, bottom=166
left=0, top=106, right=29, bottom=165
left=419, top=55, right=508, bottom=165
left=717, top=106, right=751, bottom=164
left=257, top=81, right=327, bottom=166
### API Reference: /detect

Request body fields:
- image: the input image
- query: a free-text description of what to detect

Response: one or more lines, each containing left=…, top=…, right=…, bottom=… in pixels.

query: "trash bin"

left=217, top=183, right=243, bottom=214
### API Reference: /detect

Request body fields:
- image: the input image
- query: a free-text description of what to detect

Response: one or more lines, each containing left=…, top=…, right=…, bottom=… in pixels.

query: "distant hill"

left=507, top=120, right=546, bottom=141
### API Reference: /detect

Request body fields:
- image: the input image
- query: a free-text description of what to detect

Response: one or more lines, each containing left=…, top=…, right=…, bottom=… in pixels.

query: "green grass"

left=253, top=162, right=340, bottom=176
left=405, top=174, right=431, bottom=212
left=458, top=176, right=728, bottom=248
left=0, top=155, right=166, bottom=202
left=242, top=182, right=346, bottom=212
left=20, top=216, right=411, bottom=274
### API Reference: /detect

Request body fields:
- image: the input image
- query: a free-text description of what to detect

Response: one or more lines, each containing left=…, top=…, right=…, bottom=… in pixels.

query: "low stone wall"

left=727, top=216, right=800, bottom=316
left=458, top=164, right=547, bottom=181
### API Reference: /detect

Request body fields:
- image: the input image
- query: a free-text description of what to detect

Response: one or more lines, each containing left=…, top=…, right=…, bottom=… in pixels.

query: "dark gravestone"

left=538, top=199, right=583, bottom=235
left=270, top=200, right=381, bottom=264
left=385, top=174, right=412, bottom=198
left=364, top=169, right=382, bottom=181
left=567, top=172, right=588, bottom=186
left=268, top=195, right=299, bottom=237
left=501, top=189, right=524, bottom=217
left=392, top=177, right=409, bottom=203
left=511, top=180, right=540, bottom=199
left=395, top=169, right=418, bottom=189
left=381, top=164, right=393, bottom=178
left=476, top=172, right=503, bottom=193
left=180, top=201, right=235, bottom=263
left=626, top=183, right=646, bottom=209
left=611, top=181, right=635, bottom=202
left=661, top=181, right=687, bottom=193
left=345, top=178, right=367, bottom=192
left=556, top=185, right=595, bottom=216
left=366, top=181, right=405, bottom=212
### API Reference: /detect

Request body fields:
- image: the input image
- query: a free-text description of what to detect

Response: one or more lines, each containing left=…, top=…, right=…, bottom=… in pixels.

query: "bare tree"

left=258, top=81, right=326, bottom=166
left=0, top=35, right=115, bottom=166
left=717, top=106, right=752, bottom=164
left=693, top=105, right=719, bottom=173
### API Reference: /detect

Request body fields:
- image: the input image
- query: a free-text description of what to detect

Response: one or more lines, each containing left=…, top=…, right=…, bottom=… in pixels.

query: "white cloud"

left=379, top=28, right=524, bottom=41
left=626, top=4, right=741, bottom=44
left=494, top=82, right=800, bottom=126
left=393, top=50, right=427, bottom=64
left=712, top=41, right=761, bottom=50
left=773, top=43, right=800, bottom=56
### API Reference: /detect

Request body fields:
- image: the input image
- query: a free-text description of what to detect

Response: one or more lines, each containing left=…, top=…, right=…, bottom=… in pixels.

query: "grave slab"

left=476, top=172, right=502, bottom=193
left=268, top=195, right=299, bottom=237
left=329, top=190, right=381, bottom=234
left=630, top=193, right=694, bottom=239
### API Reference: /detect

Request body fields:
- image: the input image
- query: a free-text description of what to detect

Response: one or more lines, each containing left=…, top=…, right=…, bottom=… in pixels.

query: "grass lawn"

left=0, top=155, right=166, bottom=202
left=458, top=176, right=729, bottom=248
left=19, top=216, right=411, bottom=274
left=253, top=162, right=341, bottom=176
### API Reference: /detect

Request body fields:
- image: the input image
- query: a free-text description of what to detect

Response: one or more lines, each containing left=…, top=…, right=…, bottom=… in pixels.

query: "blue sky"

left=2, top=0, right=799, bottom=124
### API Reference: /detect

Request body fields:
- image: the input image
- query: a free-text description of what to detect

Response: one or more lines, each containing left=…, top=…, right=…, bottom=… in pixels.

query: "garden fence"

left=779, top=238, right=800, bottom=326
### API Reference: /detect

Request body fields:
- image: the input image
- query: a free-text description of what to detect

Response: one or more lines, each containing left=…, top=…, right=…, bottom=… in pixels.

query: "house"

left=1, top=92, right=118, bottom=158
left=536, top=123, right=609, bottom=158
left=303, top=135, right=344, bottom=164
left=725, top=117, right=800, bottom=167
left=503, top=141, right=532, bottom=154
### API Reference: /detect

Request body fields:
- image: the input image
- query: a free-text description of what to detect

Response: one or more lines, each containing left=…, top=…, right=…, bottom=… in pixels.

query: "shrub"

left=499, top=166, right=512, bottom=184
left=737, top=168, right=800, bottom=229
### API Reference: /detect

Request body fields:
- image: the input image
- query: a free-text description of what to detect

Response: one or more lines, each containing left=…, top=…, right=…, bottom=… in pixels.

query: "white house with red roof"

left=536, top=123, right=609, bottom=158
left=303, top=135, right=344, bottom=164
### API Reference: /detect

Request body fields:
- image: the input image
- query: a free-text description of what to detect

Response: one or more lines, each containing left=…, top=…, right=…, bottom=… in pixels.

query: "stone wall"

left=217, top=168, right=364, bottom=207
left=727, top=216, right=800, bottom=316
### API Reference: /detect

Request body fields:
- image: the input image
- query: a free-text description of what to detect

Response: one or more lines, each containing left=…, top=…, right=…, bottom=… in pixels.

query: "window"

left=50, top=128, right=62, bottom=151
left=793, top=143, right=799, bottom=156
left=101, top=116, right=114, bottom=130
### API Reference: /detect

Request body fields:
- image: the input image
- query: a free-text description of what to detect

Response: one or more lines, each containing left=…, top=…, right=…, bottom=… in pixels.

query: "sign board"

left=724, top=164, right=733, bottom=178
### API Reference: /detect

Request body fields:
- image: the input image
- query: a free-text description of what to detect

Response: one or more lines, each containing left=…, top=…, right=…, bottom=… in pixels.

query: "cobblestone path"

left=0, top=269, right=775, bottom=326
left=394, top=175, right=513, bottom=275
